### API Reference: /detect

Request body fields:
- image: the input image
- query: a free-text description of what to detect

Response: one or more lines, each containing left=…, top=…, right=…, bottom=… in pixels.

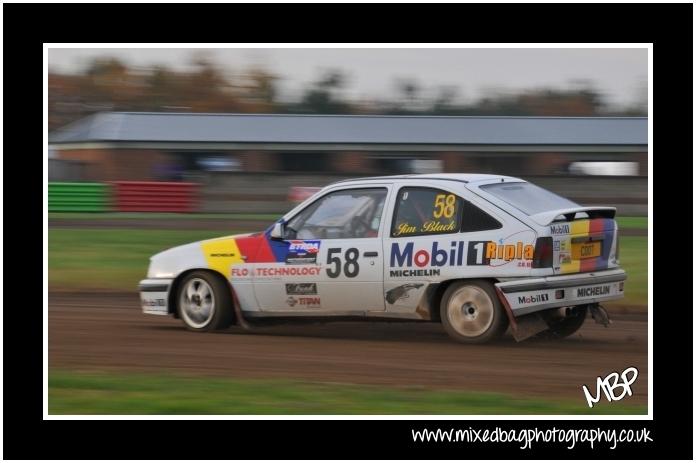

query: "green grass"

left=48, top=228, right=236, bottom=291
left=49, top=212, right=282, bottom=221
left=48, top=370, right=646, bottom=415
left=48, top=213, right=648, bottom=230
left=48, top=229, right=648, bottom=306
left=615, top=216, right=648, bottom=230
left=616, top=236, right=648, bottom=306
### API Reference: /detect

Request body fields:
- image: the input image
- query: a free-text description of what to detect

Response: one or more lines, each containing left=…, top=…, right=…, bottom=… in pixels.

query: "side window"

left=285, top=188, right=387, bottom=240
left=460, top=200, right=502, bottom=232
left=391, top=187, right=462, bottom=237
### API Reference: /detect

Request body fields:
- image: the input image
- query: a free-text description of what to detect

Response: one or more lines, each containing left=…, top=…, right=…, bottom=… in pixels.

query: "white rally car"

left=140, top=174, right=625, bottom=343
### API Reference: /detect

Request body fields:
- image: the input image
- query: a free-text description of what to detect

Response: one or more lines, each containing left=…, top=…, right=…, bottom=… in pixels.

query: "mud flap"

left=589, top=303, right=612, bottom=327
left=231, top=288, right=253, bottom=331
left=495, top=286, right=550, bottom=342
left=510, top=312, right=550, bottom=342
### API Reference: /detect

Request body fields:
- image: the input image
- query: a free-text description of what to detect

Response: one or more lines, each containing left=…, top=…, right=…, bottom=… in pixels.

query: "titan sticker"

left=286, top=296, right=321, bottom=308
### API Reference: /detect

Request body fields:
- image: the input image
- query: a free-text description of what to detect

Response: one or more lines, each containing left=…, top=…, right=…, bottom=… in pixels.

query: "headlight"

left=146, top=259, right=174, bottom=279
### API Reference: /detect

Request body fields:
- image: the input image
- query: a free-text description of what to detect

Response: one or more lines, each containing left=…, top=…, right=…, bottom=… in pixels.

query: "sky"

left=48, top=47, right=648, bottom=108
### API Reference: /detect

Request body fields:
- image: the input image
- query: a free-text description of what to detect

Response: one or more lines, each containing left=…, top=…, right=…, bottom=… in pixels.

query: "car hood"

left=147, top=232, right=255, bottom=279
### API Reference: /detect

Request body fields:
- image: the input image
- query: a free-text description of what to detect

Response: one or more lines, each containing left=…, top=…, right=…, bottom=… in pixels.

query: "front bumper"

left=139, top=279, right=173, bottom=315
left=495, top=268, right=626, bottom=317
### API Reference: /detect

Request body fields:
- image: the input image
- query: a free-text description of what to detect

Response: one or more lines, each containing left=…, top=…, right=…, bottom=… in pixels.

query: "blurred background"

left=48, top=48, right=648, bottom=216
left=47, top=48, right=649, bottom=415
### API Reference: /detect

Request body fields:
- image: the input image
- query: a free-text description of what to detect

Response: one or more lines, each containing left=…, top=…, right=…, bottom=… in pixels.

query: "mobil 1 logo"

left=466, top=241, right=491, bottom=266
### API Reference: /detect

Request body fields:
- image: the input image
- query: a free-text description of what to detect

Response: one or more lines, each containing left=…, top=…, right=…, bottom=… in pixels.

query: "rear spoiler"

left=529, top=207, right=616, bottom=226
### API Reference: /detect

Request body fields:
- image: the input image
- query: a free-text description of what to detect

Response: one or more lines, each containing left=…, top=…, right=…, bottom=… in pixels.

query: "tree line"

left=48, top=56, right=647, bottom=131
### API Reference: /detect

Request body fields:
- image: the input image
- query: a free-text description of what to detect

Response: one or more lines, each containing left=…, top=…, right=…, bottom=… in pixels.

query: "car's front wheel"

left=177, top=271, right=233, bottom=332
left=440, top=280, right=509, bottom=344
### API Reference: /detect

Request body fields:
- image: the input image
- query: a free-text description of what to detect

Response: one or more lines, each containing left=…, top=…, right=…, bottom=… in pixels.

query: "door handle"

left=363, top=251, right=378, bottom=257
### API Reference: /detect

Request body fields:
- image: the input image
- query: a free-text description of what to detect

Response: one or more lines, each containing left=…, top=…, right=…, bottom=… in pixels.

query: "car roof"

left=329, top=173, right=524, bottom=186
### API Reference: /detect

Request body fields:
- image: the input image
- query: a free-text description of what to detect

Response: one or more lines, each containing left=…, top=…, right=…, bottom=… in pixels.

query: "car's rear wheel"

left=537, top=305, right=588, bottom=339
left=177, top=271, right=233, bottom=332
left=440, top=280, right=508, bottom=344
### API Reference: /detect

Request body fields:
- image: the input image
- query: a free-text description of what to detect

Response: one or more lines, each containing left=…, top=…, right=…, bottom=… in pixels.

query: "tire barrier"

left=48, top=182, right=110, bottom=212
left=288, top=186, right=321, bottom=205
left=112, top=181, right=198, bottom=212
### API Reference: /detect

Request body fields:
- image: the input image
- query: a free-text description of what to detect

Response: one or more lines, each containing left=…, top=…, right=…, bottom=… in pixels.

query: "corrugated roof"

left=49, top=112, right=648, bottom=146
left=331, top=173, right=518, bottom=184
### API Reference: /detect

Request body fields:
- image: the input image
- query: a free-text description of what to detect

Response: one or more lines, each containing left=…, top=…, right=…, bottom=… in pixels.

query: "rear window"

left=480, top=182, right=578, bottom=215
left=460, top=200, right=502, bottom=232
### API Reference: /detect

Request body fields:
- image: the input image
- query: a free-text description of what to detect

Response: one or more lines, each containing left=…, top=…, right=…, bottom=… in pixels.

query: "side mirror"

left=270, top=222, right=284, bottom=240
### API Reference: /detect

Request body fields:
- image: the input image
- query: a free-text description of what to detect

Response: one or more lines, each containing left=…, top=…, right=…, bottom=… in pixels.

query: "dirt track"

left=49, top=292, right=648, bottom=405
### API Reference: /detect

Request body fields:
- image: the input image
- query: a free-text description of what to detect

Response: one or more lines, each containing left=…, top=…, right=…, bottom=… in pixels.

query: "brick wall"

left=331, top=151, right=375, bottom=174
left=57, top=149, right=171, bottom=181
left=55, top=149, right=107, bottom=181
left=237, top=151, right=274, bottom=172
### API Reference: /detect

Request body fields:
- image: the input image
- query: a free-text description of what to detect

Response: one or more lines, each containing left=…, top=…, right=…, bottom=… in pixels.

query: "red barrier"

left=288, top=186, right=321, bottom=204
left=112, top=181, right=198, bottom=212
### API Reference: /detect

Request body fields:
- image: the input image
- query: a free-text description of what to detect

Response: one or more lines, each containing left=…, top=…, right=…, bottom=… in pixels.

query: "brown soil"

left=49, top=292, right=648, bottom=405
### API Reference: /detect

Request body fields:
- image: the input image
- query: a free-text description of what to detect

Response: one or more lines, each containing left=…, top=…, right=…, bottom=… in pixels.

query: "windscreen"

left=480, top=182, right=579, bottom=215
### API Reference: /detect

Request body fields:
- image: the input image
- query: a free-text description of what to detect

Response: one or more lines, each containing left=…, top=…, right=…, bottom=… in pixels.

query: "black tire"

left=176, top=271, right=234, bottom=332
left=439, top=280, right=509, bottom=344
left=537, top=305, right=588, bottom=339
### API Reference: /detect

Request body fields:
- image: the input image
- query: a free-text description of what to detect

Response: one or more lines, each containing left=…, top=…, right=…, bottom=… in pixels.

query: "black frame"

left=15, top=3, right=692, bottom=460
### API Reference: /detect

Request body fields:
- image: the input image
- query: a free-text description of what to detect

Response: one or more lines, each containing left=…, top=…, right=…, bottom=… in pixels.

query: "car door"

left=253, top=185, right=391, bottom=313
left=382, top=183, right=468, bottom=315
left=382, top=182, right=536, bottom=316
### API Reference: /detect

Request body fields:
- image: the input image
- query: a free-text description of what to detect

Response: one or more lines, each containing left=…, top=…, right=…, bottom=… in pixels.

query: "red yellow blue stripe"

left=560, top=218, right=615, bottom=274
